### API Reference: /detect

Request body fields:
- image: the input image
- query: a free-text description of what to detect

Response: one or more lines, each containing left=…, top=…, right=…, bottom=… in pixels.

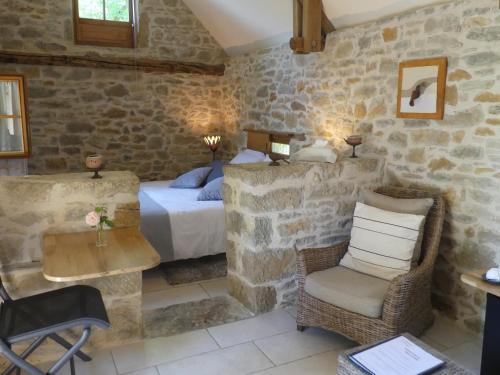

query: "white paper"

left=351, top=336, right=444, bottom=375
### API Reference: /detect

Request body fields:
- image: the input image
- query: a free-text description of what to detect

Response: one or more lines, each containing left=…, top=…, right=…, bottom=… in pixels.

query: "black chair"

left=0, top=277, right=110, bottom=375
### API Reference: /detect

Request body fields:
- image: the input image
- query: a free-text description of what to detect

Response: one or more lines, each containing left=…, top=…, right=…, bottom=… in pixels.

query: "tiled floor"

left=45, top=270, right=483, bottom=375
left=51, top=308, right=483, bottom=375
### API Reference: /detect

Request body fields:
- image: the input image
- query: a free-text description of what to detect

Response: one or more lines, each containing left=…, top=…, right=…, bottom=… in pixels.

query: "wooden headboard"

left=245, top=129, right=305, bottom=154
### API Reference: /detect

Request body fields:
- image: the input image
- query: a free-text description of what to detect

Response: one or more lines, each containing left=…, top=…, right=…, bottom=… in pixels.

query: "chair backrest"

left=375, top=186, right=446, bottom=267
left=0, top=275, right=11, bottom=302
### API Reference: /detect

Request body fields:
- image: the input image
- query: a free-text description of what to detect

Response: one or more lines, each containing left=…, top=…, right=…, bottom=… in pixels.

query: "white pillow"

left=340, top=202, right=426, bottom=281
left=230, top=149, right=267, bottom=164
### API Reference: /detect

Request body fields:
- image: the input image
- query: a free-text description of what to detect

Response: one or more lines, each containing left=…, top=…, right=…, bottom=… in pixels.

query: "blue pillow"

left=171, top=167, right=212, bottom=188
left=206, top=160, right=225, bottom=184
left=197, top=177, right=224, bottom=201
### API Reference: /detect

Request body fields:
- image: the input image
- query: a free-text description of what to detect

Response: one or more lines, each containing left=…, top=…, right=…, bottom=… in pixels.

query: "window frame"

left=0, top=75, right=30, bottom=158
left=73, top=0, right=136, bottom=49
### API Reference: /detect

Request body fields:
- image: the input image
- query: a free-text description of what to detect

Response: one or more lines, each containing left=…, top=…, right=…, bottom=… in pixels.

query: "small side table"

left=338, top=333, right=474, bottom=375
left=461, top=270, right=500, bottom=375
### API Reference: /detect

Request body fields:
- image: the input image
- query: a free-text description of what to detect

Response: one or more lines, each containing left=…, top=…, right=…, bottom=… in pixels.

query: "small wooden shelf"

left=461, top=269, right=500, bottom=298
left=43, top=227, right=160, bottom=282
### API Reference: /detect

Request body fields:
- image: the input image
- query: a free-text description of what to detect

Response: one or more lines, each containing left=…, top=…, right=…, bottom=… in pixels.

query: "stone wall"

left=0, top=0, right=226, bottom=64
left=224, top=158, right=384, bottom=313
left=0, top=171, right=140, bottom=266
left=223, top=0, right=500, bottom=332
left=0, top=159, right=27, bottom=176
left=1, top=64, right=233, bottom=180
left=0, top=171, right=143, bottom=364
left=0, top=0, right=235, bottom=180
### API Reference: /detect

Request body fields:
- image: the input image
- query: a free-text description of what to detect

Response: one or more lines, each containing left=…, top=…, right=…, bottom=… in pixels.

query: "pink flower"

left=85, top=211, right=100, bottom=227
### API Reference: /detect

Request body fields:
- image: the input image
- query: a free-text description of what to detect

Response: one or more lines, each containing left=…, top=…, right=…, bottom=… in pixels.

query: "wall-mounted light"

left=204, top=135, right=221, bottom=161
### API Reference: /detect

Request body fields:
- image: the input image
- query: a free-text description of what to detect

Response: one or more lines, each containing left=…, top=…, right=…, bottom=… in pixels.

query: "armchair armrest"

left=296, top=240, right=349, bottom=286
left=382, top=261, right=434, bottom=327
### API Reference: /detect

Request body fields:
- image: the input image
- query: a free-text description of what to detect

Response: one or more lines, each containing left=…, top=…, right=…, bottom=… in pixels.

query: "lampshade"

left=271, top=142, right=290, bottom=156
left=204, top=135, right=221, bottom=152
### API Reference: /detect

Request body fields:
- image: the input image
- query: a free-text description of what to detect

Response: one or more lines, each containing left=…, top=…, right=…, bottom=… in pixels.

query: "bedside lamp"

left=204, top=135, right=221, bottom=161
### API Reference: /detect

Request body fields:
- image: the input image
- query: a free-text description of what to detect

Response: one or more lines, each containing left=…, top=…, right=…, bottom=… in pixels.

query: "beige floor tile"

left=252, top=350, right=340, bottom=375
left=157, top=342, right=273, bottom=375
left=142, top=284, right=209, bottom=310
left=419, top=334, right=448, bottom=352
left=423, top=315, right=479, bottom=349
left=124, top=367, right=160, bottom=375
left=254, top=328, right=355, bottom=365
left=111, top=329, right=218, bottom=373
left=200, top=278, right=229, bottom=297
left=143, top=269, right=171, bottom=293
left=208, top=309, right=296, bottom=348
left=443, top=341, right=482, bottom=375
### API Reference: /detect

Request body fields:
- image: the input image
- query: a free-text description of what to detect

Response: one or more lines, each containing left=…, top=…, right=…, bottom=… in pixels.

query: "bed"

left=139, top=180, right=226, bottom=262
left=139, top=130, right=299, bottom=263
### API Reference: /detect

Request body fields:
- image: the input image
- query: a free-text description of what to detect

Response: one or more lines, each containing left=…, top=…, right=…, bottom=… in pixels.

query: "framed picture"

left=397, top=57, right=448, bottom=120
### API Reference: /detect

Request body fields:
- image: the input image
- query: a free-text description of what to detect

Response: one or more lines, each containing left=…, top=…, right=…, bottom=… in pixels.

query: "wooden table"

left=461, top=270, right=500, bottom=375
left=43, top=227, right=160, bottom=282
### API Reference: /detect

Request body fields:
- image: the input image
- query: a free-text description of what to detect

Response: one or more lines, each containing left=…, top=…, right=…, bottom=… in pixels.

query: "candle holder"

left=204, top=135, right=221, bottom=161
left=345, top=135, right=362, bottom=158
left=85, top=154, right=103, bottom=179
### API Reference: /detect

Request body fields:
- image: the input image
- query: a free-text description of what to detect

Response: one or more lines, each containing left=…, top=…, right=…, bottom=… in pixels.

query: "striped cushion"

left=340, top=202, right=426, bottom=281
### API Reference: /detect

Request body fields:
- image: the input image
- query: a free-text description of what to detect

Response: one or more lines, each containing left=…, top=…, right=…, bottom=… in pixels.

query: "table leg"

left=481, top=293, right=500, bottom=375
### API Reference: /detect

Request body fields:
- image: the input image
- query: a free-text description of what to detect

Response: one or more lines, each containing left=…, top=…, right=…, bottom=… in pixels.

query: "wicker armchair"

left=296, top=186, right=445, bottom=345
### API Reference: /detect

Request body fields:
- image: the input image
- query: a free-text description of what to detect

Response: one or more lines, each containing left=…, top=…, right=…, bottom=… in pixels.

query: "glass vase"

left=96, top=226, right=107, bottom=247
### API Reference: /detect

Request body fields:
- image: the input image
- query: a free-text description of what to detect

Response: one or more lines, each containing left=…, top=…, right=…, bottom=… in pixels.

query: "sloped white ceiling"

left=183, top=0, right=445, bottom=54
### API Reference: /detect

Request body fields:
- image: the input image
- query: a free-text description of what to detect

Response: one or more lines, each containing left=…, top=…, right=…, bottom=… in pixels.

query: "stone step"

left=143, top=295, right=253, bottom=339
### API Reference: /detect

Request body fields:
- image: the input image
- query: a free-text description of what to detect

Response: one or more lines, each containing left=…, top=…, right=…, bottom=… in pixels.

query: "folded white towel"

left=486, top=268, right=500, bottom=282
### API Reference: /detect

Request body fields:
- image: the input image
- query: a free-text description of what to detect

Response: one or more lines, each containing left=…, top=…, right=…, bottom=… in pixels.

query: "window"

left=0, top=76, right=29, bottom=158
left=73, top=0, right=135, bottom=48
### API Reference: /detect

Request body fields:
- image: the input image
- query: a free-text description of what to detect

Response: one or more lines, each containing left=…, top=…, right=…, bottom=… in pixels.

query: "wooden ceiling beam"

left=321, top=3, right=336, bottom=34
left=290, top=0, right=335, bottom=54
left=0, top=51, right=225, bottom=76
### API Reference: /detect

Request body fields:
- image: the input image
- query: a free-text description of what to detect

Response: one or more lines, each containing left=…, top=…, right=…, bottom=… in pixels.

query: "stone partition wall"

left=224, top=158, right=385, bottom=313
left=223, top=0, right=500, bottom=333
left=0, top=172, right=143, bottom=363
left=0, top=0, right=237, bottom=180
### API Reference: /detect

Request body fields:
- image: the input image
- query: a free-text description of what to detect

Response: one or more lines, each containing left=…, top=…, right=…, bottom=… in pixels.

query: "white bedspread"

left=139, top=180, right=226, bottom=262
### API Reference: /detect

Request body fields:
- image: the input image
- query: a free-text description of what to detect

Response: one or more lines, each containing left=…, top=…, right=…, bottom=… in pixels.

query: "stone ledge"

left=224, top=158, right=384, bottom=187
left=143, top=296, right=252, bottom=339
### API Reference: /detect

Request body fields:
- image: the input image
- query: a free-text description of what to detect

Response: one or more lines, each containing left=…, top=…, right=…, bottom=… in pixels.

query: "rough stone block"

left=240, top=248, right=296, bottom=284
left=143, top=296, right=252, bottom=338
left=382, top=27, right=398, bottom=42
left=228, top=273, right=277, bottom=314
left=114, top=202, right=141, bottom=228
left=240, top=188, right=303, bottom=213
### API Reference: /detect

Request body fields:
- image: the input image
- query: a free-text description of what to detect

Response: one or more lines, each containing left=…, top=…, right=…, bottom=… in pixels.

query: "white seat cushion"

left=305, top=266, right=390, bottom=318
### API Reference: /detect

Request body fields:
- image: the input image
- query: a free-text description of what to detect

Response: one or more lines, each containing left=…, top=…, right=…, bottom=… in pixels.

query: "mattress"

left=139, top=180, right=226, bottom=262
